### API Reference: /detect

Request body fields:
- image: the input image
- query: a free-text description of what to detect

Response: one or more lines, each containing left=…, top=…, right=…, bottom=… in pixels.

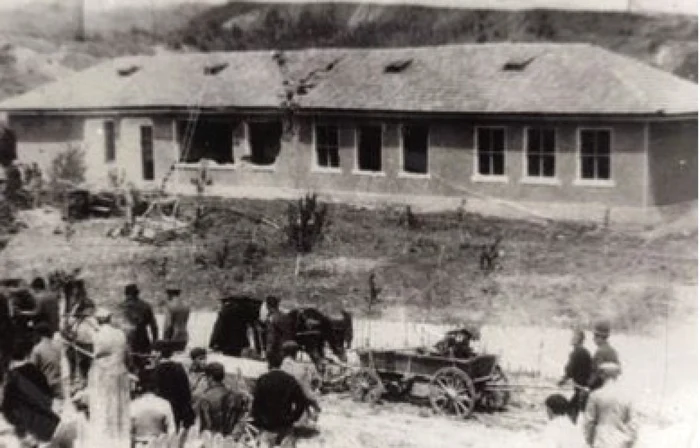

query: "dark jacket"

left=1, top=363, right=60, bottom=441
left=118, top=297, right=158, bottom=354
left=154, top=359, right=195, bottom=429
left=252, top=369, right=307, bottom=432
left=163, top=299, right=190, bottom=346
left=564, top=345, right=593, bottom=387
left=195, top=383, right=246, bottom=435
left=34, top=291, right=60, bottom=335
left=209, top=303, right=251, bottom=357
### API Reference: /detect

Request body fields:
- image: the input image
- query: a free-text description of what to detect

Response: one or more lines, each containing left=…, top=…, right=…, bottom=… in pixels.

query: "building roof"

left=0, top=43, right=696, bottom=116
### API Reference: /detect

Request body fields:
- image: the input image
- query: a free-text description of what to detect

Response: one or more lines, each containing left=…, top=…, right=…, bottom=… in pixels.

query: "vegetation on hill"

left=171, top=2, right=698, bottom=82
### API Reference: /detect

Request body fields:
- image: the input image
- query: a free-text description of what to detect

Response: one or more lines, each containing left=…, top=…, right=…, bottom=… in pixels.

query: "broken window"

left=357, top=125, right=382, bottom=172
left=140, top=125, right=154, bottom=181
left=104, top=121, right=116, bottom=162
left=580, top=129, right=611, bottom=180
left=177, top=119, right=234, bottom=164
left=402, top=124, right=429, bottom=174
left=315, top=124, right=340, bottom=169
left=249, top=121, right=283, bottom=166
left=526, top=128, right=556, bottom=177
left=476, top=128, right=505, bottom=176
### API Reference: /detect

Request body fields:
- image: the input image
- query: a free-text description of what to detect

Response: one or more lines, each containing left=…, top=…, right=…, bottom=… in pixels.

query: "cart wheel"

left=429, top=367, right=476, bottom=419
left=350, top=368, right=383, bottom=403
left=481, top=365, right=510, bottom=410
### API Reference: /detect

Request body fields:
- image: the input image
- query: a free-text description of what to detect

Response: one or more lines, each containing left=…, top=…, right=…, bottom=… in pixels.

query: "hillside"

left=172, top=2, right=698, bottom=82
left=0, top=1, right=696, bottom=102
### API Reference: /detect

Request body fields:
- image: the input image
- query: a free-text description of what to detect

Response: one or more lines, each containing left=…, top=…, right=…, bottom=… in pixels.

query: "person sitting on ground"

left=195, top=362, right=247, bottom=436
left=162, top=283, right=190, bottom=353
left=1, top=338, right=60, bottom=445
left=152, top=341, right=195, bottom=431
left=252, top=354, right=309, bottom=448
left=188, top=347, right=209, bottom=405
left=280, top=341, right=321, bottom=421
left=541, top=394, right=587, bottom=448
left=583, top=362, right=637, bottom=448
left=131, top=369, right=176, bottom=446
left=29, top=322, right=63, bottom=401
left=589, top=321, right=621, bottom=392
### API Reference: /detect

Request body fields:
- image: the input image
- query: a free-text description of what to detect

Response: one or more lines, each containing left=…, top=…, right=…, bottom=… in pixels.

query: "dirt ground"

left=0, top=201, right=697, bottom=447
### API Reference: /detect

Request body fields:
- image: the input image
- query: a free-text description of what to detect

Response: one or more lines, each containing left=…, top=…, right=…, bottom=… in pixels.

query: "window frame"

left=399, top=123, right=431, bottom=178
left=472, top=126, right=508, bottom=183
left=353, top=123, right=385, bottom=176
left=312, top=121, right=342, bottom=173
left=140, top=124, right=155, bottom=182
left=575, top=127, right=616, bottom=187
left=521, top=126, right=561, bottom=185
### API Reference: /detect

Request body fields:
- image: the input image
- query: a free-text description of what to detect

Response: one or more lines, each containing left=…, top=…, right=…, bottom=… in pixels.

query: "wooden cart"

left=350, top=348, right=510, bottom=418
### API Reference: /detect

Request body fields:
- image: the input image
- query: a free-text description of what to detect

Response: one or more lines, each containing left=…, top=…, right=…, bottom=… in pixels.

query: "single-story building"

left=0, top=43, right=696, bottom=222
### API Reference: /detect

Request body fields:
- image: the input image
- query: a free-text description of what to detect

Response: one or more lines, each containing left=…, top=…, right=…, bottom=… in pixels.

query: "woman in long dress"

left=85, top=308, right=131, bottom=448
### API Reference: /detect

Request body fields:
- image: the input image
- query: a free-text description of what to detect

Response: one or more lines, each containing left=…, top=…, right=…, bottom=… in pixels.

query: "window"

left=402, top=124, right=429, bottom=174
left=579, top=129, right=611, bottom=180
left=177, top=119, right=234, bottom=164
left=476, top=128, right=505, bottom=176
left=357, top=125, right=382, bottom=172
left=140, top=125, right=154, bottom=181
left=526, top=128, right=556, bottom=178
left=104, top=121, right=116, bottom=162
left=315, top=125, right=340, bottom=169
left=248, top=121, right=283, bottom=166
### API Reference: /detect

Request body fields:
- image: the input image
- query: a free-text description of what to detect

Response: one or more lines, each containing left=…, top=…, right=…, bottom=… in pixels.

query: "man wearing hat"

left=162, top=282, right=190, bottom=353
left=264, top=296, right=285, bottom=369
left=589, top=321, right=620, bottom=392
left=583, top=362, right=637, bottom=448
left=117, top=283, right=158, bottom=372
left=558, top=328, right=593, bottom=422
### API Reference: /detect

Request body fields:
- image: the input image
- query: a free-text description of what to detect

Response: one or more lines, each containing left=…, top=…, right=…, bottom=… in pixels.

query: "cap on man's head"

left=125, top=283, right=139, bottom=297
left=30, top=277, right=46, bottom=290
left=282, top=340, right=300, bottom=356
left=190, top=347, right=207, bottom=360
left=205, top=362, right=226, bottom=381
left=594, top=320, right=611, bottom=338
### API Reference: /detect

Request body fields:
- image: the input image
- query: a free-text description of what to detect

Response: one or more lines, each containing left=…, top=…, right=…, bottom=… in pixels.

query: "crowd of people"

left=0, top=279, right=321, bottom=448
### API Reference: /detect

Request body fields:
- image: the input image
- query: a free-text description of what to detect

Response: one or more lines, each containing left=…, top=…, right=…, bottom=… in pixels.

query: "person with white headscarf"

left=85, top=308, right=131, bottom=448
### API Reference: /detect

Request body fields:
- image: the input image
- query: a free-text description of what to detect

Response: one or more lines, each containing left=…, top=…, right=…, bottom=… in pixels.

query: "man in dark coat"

left=252, top=354, right=309, bottom=448
left=195, top=362, right=247, bottom=436
left=30, top=277, right=60, bottom=336
left=557, top=328, right=592, bottom=422
left=264, top=296, right=286, bottom=369
left=209, top=297, right=251, bottom=357
left=1, top=338, right=60, bottom=444
left=153, top=342, right=195, bottom=430
left=118, top=283, right=158, bottom=371
left=589, top=321, right=620, bottom=392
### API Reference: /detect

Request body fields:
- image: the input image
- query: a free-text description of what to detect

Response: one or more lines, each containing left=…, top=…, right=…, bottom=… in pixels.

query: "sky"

left=0, top=0, right=696, bottom=15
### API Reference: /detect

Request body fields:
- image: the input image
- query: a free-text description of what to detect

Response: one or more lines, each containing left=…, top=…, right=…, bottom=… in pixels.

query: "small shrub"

left=49, top=144, right=86, bottom=188
left=286, top=193, right=328, bottom=253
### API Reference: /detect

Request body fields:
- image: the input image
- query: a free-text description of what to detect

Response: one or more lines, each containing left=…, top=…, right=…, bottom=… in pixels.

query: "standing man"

left=29, top=322, right=63, bottom=401
left=252, top=355, right=309, bottom=448
left=557, top=328, right=593, bottom=422
left=195, top=362, right=247, bottom=436
left=583, top=362, right=637, bottom=448
left=118, top=283, right=158, bottom=372
left=264, top=296, right=285, bottom=369
left=152, top=342, right=195, bottom=431
left=589, top=321, right=620, bottom=392
left=162, top=283, right=190, bottom=353
left=30, top=277, right=59, bottom=336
